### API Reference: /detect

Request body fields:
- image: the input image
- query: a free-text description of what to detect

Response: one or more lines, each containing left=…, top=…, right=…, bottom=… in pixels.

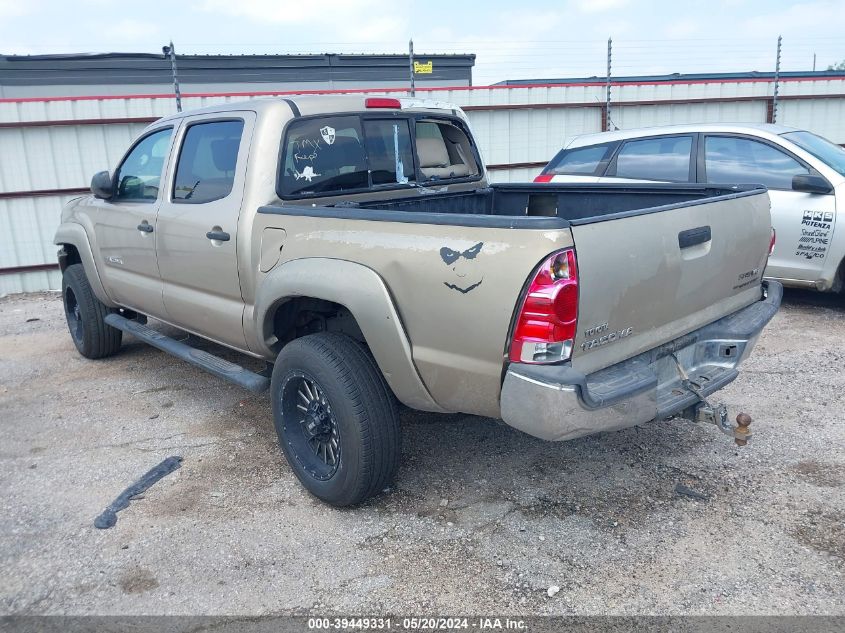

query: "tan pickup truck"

left=55, top=95, right=781, bottom=506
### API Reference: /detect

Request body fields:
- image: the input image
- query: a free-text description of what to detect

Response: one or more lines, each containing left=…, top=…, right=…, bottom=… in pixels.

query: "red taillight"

left=769, top=227, right=776, bottom=256
left=534, top=174, right=554, bottom=183
left=365, top=97, right=402, bottom=109
left=509, top=249, right=578, bottom=364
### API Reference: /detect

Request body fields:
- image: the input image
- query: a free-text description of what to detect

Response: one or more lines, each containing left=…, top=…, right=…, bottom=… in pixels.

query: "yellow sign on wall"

left=413, top=61, right=433, bottom=74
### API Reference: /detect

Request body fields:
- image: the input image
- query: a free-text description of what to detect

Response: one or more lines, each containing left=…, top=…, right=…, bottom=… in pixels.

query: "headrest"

left=211, top=139, right=240, bottom=173
left=416, top=137, right=450, bottom=168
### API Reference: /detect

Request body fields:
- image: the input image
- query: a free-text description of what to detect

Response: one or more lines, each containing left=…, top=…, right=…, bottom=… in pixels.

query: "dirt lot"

left=0, top=290, right=843, bottom=616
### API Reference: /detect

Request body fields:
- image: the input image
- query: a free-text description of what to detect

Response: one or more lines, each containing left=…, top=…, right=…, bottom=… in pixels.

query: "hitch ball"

left=735, top=413, right=752, bottom=447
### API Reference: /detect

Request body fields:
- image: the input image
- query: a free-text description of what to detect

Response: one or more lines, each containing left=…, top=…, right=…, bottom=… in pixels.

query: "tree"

left=827, top=60, right=845, bottom=71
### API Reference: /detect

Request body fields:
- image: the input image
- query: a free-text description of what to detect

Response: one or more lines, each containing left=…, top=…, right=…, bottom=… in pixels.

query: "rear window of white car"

left=612, top=136, right=693, bottom=182
left=545, top=143, right=615, bottom=175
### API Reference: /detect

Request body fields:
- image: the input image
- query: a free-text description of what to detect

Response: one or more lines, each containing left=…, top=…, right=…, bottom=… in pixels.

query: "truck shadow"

left=111, top=319, right=738, bottom=522
left=384, top=407, right=721, bottom=527
left=781, top=287, right=845, bottom=312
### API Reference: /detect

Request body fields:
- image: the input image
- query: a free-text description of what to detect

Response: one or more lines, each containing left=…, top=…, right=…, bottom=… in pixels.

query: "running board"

left=104, top=313, right=270, bottom=393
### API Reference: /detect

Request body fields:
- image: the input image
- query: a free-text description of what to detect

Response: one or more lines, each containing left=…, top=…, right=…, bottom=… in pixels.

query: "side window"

left=614, top=136, right=693, bottom=182
left=173, top=120, right=244, bottom=204
left=547, top=143, right=614, bottom=175
left=279, top=116, right=368, bottom=197
left=113, top=128, right=173, bottom=202
left=704, top=136, right=809, bottom=190
left=363, top=119, right=415, bottom=186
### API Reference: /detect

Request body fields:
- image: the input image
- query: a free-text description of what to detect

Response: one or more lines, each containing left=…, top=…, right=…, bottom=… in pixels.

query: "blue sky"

left=1, top=0, right=844, bottom=84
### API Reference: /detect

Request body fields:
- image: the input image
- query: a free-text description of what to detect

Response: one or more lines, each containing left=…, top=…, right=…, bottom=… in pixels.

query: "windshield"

left=781, top=130, right=845, bottom=177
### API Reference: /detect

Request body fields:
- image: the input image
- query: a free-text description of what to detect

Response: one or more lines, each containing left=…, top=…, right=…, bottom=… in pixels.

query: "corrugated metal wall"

left=2, top=76, right=845, bottom=293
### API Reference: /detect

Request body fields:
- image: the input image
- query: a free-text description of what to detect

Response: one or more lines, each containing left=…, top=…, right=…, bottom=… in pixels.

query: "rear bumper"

left=499, top=281, right=782, bottom=441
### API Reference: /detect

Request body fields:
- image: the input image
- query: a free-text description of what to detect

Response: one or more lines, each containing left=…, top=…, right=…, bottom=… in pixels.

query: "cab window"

left=172, top=120, right=244, bottom=204
left=612, top=135, right=693, bottom=182
left=704, top=135, right=809, bottom=190
left=363, top=119, right=416, bottom=186
left=414, top=120, right=479, bottom=182
left=113, top=128, right=173, bottom=202
left=279, top=116, right=368, bottom=197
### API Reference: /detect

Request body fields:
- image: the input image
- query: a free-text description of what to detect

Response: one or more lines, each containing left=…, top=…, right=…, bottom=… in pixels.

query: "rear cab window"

left=277, top=112, right=480, bottom=199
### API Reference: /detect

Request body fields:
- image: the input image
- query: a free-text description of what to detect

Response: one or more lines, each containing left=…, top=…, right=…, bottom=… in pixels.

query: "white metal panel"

left=612, top=101, right=768, bottom=130
left=0, top=195, right=75, bottom=269
left=487, top=167, right=542, bottom=183
left=0, top=270, right=61, bottom=295
left=466, top=107, right=601, bottom=166
left=779, top=99, right=845, bottom=144
left=0, top=123, right=147, bottom=192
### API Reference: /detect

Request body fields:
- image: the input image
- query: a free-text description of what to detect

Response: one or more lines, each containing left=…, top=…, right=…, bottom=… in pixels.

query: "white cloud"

left=110, top=19, right=161, bottom=42
left=663, top=18, right=699, bottom=39
left=0, top=0, right=34, bottom=18
left=574, top=0, right=630, bottom=13
left=198, top=0, right=386, bottom=25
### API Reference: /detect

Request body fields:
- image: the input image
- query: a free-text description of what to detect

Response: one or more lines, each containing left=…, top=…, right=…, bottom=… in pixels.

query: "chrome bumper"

left=500, top=282, right=782, bottom=441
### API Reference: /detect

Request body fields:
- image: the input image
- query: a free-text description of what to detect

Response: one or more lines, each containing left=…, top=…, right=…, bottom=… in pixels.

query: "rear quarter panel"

left=251, top=213, right=573, bottom=417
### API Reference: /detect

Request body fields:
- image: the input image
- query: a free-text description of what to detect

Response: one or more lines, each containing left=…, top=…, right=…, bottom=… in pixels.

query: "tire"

left=61, top=263, right=122, bottom=359
left=271, top=333, right=400, bottom=507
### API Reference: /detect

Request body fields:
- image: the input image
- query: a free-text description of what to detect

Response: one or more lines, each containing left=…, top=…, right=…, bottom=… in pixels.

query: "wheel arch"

left=54, top=222, right=116, bottom=307
left=254, top=258, right=447, bottom=413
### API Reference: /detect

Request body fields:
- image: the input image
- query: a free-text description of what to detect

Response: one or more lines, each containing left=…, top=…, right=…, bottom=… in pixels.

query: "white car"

left=536, top=124, right=845, bottom=293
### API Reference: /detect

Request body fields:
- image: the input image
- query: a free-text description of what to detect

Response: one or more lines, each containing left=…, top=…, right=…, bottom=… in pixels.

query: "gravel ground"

left=0, top=289, right=843, bottom=616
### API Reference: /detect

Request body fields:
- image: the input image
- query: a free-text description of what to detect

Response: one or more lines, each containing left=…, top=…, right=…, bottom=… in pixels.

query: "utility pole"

left=605, top=37, right=613, bottom=131
left=772, top=35, right=782, bottom=123
left=162, top=41, right=182, bottom=113
left=409, top=38, right=416, bottom=97
left=813, top=52, right=816, bottom=71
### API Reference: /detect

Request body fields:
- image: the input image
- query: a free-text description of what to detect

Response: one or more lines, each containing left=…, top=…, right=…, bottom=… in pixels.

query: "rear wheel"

left=61, top=263, right=122, bottom=359
left=271, top=333, right=400, bottom=507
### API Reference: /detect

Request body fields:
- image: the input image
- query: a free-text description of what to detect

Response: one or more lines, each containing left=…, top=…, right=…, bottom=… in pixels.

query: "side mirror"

left=91, top=171, right=114, bottom=200
left=792, top=173, right=832, bottom=195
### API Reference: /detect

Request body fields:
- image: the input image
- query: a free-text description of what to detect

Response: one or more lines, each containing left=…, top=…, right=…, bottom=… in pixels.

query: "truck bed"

left=348, top=183, right=761, bottom=224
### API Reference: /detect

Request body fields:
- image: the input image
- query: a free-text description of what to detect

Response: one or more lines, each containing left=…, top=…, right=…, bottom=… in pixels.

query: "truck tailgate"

left=569, top=189, right=772, bottom=375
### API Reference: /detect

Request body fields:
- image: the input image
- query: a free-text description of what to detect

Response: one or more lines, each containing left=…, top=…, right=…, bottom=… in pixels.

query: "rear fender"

left=253, top=257, right=447, bottom=413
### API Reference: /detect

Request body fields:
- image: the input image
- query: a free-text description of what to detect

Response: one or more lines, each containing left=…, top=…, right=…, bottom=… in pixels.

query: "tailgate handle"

left=678, top=226, right=711, bottom=249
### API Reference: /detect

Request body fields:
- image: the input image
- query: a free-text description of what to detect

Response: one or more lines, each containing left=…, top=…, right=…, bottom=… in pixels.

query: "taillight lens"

left=509, top=249, right=578, bottom=364
left=769, top=227, right=776, bottom=256
left=534, top=174, right=554, bottom=183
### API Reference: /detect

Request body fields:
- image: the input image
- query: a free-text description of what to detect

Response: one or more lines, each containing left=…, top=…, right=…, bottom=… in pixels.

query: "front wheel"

left=61, top=263, right=122, bottom=359
left=271, top=333, right=400, bottom=507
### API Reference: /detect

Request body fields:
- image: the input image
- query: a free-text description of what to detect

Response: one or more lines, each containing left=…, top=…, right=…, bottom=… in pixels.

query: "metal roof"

left=0, top=52, right=476, bottom=87
left=496, top=70, right=845, bottom=86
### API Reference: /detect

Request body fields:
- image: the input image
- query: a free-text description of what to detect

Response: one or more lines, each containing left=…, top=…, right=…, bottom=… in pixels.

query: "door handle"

left=678, top=225, right=711, bottom=249
left=137, top=222, right=153, bottom=233
left=206, top=230, right=230, bottom=242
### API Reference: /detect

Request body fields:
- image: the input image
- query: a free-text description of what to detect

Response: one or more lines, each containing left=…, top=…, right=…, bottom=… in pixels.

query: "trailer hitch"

left=671, top=354, right=752, bottom=446
left=695, top=403, right=752, bottom=446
